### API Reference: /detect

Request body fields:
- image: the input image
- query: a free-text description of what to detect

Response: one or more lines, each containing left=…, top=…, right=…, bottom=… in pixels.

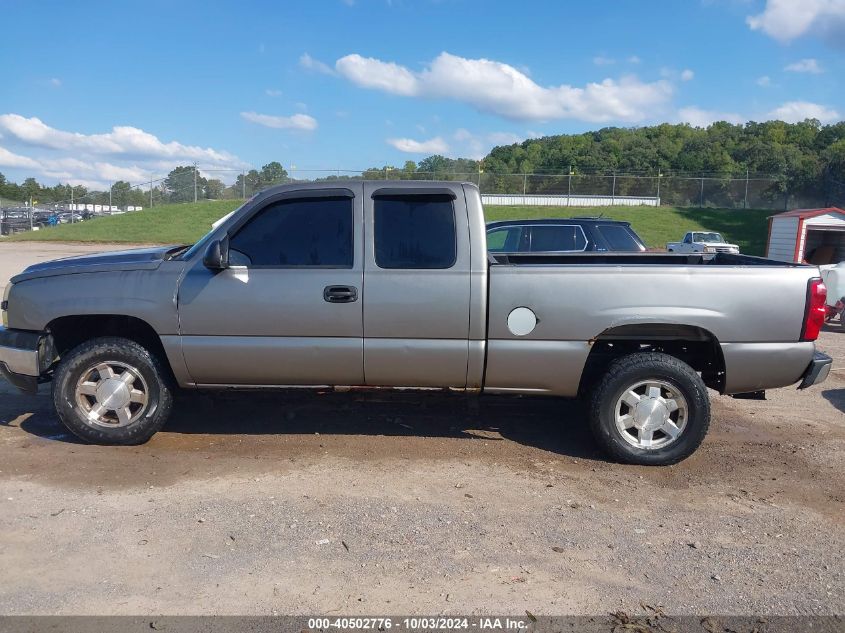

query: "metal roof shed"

left=766, top=207, right=845, bottom=264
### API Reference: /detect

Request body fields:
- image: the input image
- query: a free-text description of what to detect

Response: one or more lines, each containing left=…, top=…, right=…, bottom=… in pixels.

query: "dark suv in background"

left=486, top=218, right=647, bottom=253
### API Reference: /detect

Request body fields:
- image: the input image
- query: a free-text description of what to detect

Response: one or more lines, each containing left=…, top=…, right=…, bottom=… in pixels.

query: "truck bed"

left=483, top=250, right=817, bottom=396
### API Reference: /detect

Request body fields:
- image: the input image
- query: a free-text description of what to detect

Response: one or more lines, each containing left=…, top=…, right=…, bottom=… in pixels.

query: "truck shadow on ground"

left=6, top=388, right=604, bottom=460
left=822, top=388, right=845, bottom=414
left=165, top=390, right=604, bottom=459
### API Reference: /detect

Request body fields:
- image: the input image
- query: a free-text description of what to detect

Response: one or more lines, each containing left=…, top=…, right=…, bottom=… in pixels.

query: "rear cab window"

left=374, top=194, right=456, bottom=269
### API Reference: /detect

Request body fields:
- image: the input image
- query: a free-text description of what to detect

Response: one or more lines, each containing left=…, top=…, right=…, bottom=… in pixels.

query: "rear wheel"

left=588, top=352, right=710, bottom=465
left=52, top=336, right=173, bottom=445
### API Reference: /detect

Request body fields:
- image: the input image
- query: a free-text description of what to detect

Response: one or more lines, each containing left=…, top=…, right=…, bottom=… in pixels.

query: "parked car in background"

left=486, top=218, right=647, bottom=253
left=667, top=231, right=740, bottom=254
left=57, top=212, right=84, bottom=224
left=820, top=263, right=845, bottom=328
left=0, top=209, right=31, bottom=235
left=32, top=211, right=59, bottom=228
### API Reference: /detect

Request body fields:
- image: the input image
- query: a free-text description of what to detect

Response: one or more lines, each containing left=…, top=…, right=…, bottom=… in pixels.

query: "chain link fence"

left=290, top=169, right=840, bottom=210
left=3, top=167, right=844, bottom=236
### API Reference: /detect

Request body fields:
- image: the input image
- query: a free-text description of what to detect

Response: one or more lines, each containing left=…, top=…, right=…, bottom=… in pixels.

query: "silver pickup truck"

left=0, top=181, right=833, bottom=465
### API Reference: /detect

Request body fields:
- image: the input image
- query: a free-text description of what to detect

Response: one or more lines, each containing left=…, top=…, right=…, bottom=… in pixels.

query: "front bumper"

left=0, top=326, right=53, bottom=394
left=798, top=351, right=833, bottom=389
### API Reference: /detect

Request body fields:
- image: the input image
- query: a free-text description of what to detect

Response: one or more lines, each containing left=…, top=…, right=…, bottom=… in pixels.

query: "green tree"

left=21, top=177, right=40, bottom=203
left=204, top=179, right=225, bottom=199
left=110, top=181, right=133, bottom=209
left=231, top=169, right=261, bottom=198
left=258, top=161, right=289, bottom=188
left=165, top=166, right=207, bottom=203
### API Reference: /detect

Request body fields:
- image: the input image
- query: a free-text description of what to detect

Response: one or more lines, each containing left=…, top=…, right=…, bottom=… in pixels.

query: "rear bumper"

left=0, top=326, right=52, bottom=394
left=798, top=352, right=833, bottom=389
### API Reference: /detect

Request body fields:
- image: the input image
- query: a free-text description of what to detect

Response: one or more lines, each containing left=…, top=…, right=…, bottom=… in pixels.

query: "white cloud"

left=768, top=100, right=840, bottom=123
left=387, top=136, right=449, bottom=154
left=334, top=51, right=673, bottom=123
left=747, top=0, right=845, bottom=43
left=678, top=107, right=744, bottom=127
left=48, top=78, right=62, bottom=87
left=299, top=53, right=337, bottom=76
left=0, top=145, right=41, bottom=170
left=0, top=114, right=239, bottom=165
left=0, top=144, right=156, bottom=189
left=0, top=114, right=247, bottom=189
left=335, top=54, right=420, bottom=96
left=487, top=131, right=523, bottom=145
left=593, top=56, right=615, bottom=66
left=757, top=75, right=772, bottom=87
left=240, top=111, right=318, bottom=131
left=784, top=58, right=823, bottom=73
left=265, top=88, right=283, bottom=97
left=627, top=56, right=642, bottom=64
left=680, top=69, right=695, bottom=81
left=451, top=129, right=523, bottom=159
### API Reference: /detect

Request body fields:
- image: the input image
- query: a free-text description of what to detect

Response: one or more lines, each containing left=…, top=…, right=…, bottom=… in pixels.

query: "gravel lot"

left=0, top=242, right=843, bottom=616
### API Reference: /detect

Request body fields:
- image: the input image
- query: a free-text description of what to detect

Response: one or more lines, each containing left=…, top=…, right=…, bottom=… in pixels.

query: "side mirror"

left=203, top=236, right=230, bottom=271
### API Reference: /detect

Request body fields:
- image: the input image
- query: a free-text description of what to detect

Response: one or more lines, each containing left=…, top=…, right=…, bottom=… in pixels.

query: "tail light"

left=801, top=278, right=827, bottom=341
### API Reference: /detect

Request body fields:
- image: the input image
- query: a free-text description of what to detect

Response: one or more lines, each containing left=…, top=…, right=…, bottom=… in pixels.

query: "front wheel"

left=52, top=336, right=173, bottom=445
left=588, top=352, right=710, bottom=465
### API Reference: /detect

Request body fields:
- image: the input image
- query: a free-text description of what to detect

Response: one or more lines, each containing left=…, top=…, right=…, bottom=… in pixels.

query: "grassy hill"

left=8, top=200, right=242, bottom=245
left=6, top=199, right=772, bottom=255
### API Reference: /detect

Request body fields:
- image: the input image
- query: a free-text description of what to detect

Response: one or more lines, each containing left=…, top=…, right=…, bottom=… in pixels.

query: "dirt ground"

left=0, top=241, right=843, bottom=616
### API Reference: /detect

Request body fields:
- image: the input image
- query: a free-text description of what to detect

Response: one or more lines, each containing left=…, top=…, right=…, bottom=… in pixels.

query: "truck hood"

left=10, top=245, right=179, bottom=283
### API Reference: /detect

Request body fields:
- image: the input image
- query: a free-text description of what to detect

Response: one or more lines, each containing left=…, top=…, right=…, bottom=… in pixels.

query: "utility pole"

left=150, top=175, right=153, bottom=208
left=611, top=170, right=617, bottom=205
left=744, top=167, right=750, bottom=209
left=700, top=175, right=705, bottom=208
left=656, top=171, right=662, bottom=205
left=241, top=170, right=246, bottom=199
left=522, top=173, right=527, bottom=196
left=193, top=163, right=198, bottom=203
left=568, top=165, right=573, bottom=207
left=108, top=183, right=112, bottom=216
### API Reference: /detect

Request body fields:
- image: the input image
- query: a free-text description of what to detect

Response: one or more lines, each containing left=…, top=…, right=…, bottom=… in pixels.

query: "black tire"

left=52, top=336, right=173, bottom=445
left=588, top=352, right=710, bottom=466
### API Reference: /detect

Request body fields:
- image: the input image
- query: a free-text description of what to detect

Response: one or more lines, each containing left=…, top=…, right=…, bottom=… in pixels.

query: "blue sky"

left=0, top=0, right=843, bottom=189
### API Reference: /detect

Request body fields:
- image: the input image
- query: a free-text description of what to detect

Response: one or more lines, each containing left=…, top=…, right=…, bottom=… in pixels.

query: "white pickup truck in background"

left=667, top=231, right=740, bottom=254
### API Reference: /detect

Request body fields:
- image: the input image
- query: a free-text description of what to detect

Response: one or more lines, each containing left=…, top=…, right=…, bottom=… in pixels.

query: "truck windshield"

left=694, top=232, right=724, bottom=243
